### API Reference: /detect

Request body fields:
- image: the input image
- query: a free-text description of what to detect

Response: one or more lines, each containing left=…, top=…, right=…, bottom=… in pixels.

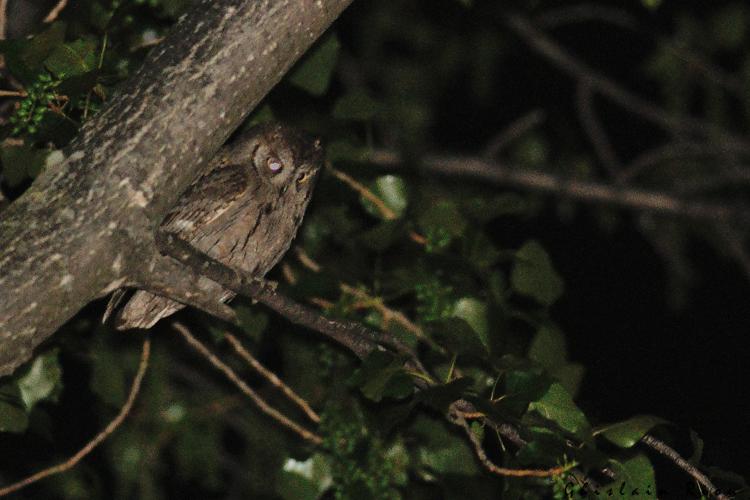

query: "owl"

left=109, top=122, right=323, bottom=330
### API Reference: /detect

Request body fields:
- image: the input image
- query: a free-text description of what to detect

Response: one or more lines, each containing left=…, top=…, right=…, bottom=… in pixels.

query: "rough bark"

left=0, top=0, right=353, bottom=377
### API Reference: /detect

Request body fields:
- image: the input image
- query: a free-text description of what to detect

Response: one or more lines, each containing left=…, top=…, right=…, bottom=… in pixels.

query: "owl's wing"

left=161, top=161, right=253, bottom=240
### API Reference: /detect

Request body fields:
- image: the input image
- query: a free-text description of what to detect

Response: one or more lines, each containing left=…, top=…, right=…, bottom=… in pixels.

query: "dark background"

left=337, top=0, right=750, bottom=477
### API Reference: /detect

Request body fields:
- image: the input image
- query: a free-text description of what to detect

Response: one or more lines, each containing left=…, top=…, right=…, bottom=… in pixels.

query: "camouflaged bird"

left=108, top=122, right=323, bottom=330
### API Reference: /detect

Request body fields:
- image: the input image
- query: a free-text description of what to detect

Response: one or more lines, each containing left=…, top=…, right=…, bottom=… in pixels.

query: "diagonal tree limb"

left=0, top=0, right=354, bottom=377
left=152, top=231, right=421, bottom=366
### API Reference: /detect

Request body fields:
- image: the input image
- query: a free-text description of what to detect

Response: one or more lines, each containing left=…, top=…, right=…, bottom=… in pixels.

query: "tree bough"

left=0, top=0, right=353, bottom=377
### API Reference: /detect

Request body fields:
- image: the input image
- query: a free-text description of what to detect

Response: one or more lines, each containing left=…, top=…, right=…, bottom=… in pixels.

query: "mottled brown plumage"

left=110, top=123, right=323, bottom=330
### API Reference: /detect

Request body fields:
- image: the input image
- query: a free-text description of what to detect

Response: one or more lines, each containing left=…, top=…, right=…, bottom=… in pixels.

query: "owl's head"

left=242, top=123, right=323, bottom=193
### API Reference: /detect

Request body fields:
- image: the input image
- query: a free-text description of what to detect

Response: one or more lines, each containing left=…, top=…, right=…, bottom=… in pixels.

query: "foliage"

left=1, top=0, right=748, bottom=499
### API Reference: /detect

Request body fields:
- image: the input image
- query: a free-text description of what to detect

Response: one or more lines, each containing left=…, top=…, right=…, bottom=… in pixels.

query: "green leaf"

left=415, top=378, right=473, bottom=413
left=278, top=454, right=333, bottom=500
left=596, top=415, right=668, bottom=448
left=465, top=230, right=501, bottom=270
left=417, top=198, right=467, bottom=251
left=502, top=367, right=552, bottom=415
left=350, top=351, right=413, bottom=402
left=551, top=362, right=585, bottom=399
left=0, top=22, right=66, bottom=84
left=511, top=240, right=564, bottom=306
left=528, top=325, right=585, bottom=397
left=412, top=415, right=479, bottom=475
left=17, top=349, right=62, bottom=410
left=451, top=297, right=489, bottom=350
left=45, top=39, right=98, bottom=77
left=333, top=89, right=381, bottom=121
left=528, top=325, right=567, bottom=370
left=0, top=383, right=28, bottom=433
left=289, top=34, right=340, bottom=96
left=528, top=382, right=590, bottom=438
left=608, top=454, right=657, bottom=497
left=515, top=427, right=568, bottom=466
left=427, top=317, right=488, bottom=359
left=360, top=174, right=408, bottom=220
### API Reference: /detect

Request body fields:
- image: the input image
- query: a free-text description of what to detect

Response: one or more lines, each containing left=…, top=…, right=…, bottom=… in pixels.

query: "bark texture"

left=0, top=0, right=353, bottom=376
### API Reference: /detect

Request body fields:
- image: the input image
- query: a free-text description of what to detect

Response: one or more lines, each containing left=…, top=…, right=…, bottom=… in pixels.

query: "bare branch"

left=621, top=141, right=750, bottom=182
left=505, top=13, right=749, bottom=147
left=0, top=337, right=151, bottom=497
left=641, top=434, right=732, bottom=500
left=224, top=332, right=321, bottom=424
left=174, top=322, right=322, bottom=445
left=0, top=0, right=7, bottom=41
left=328, top=164, right=398, bottom=220
left=576, top=82, right=621, bottom=178
left=534, top=4, right=745, bottom=97
left=42, top=0, right=68, bottom=23
left=448, top=402, right=566, bottom=478
left=369, top=150, right=749, bottom=225
left=484, top=109, right=546, bottom=158
left=715, top=225, right=750, bottom=282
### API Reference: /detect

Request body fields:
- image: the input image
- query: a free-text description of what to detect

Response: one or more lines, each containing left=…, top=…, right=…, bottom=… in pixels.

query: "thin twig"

left=326, top=166, right=427, bottom=244
left=534, top=4, right=639, bottom=31
left=448, top=402, right=566, bottom=478
left=0, top=337, right=151, bottom=497
left=715, top=224, right=750, bottom=282
left=484, top=109, right=547, bottom=158
left=369, top=150, right=748, bottom=225
left=328, top=164, right=398, bottom=220
left=0, top=0, right=6, bottom=41
left=621, top=141, right=750, bottom=182
left=173, top=322, right=323, bottom=445
left=0, top=90, right=26, bottom=97
left=224, top=332, right=321, bottom=424
left=576, top=81, right=621, bottom=178
left=42, top=0, right=68, bottom=23
left=340, top=283, right=423, bottom=338
left=641, top=434, right=731, bottom=500
left=294, top=246, right=322, bottom=272
left=505, top=13, right=749, bottom=147
left=534, top=4, right=745, bottom=97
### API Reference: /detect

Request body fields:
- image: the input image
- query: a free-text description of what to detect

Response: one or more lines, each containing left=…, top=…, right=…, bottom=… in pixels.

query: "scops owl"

left=110, top=122, right=323, bottom=330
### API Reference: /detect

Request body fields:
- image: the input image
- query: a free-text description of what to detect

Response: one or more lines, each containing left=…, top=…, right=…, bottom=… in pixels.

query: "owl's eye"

left=267, top=157, right=283, bottom=174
